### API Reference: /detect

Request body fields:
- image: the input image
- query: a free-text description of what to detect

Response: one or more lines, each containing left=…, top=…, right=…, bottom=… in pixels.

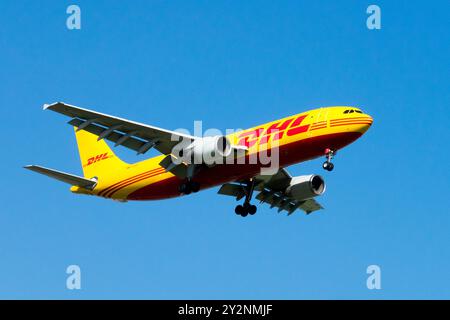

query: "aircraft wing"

left=218, top=168, right=324, bottom=215
left=44, top=102, right=197, bottom=155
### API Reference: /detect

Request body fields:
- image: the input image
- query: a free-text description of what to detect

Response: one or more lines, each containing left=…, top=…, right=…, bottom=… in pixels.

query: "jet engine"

left=285, top=175, right=326, bottom=201
left=189, top=136, right=232, bottom=166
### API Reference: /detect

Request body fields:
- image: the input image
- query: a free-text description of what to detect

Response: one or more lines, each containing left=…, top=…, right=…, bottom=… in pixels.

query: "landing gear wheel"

left=235, top=203, right=256, bottom=217
left=322, top=161, right=334, bottom=171
left=179, top=181, right=200, bottom=195
left=235, top=204, right=254, bottom=217
left=248, top=205, right=257, bottom=215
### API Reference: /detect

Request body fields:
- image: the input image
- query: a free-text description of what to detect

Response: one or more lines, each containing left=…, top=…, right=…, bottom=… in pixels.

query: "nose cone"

left=359, top=114, right=373, bottom=134
left=347, top=114, right=373, bottom=134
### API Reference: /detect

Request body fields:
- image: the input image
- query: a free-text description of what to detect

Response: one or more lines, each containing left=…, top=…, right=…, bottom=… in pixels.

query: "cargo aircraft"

left=25, top=102, right=373, bottom=217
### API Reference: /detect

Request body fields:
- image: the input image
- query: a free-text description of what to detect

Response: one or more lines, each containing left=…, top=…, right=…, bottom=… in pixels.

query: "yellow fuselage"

left=72, top=106, right=373, bottom=201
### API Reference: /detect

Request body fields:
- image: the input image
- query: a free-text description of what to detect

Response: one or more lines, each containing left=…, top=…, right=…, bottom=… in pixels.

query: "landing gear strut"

left=235, top=179, right=257, bottom=217
left=322, top=148, right=335, bottom=171
left=178, top=180, right=200, bottom=195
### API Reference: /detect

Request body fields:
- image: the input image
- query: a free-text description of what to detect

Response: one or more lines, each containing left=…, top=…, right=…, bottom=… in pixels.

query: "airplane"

left=25, top=102, right=373, bottom=217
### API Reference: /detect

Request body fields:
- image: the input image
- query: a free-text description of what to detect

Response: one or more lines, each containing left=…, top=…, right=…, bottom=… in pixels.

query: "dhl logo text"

left=237, top=114, right=310, bottom=148
left=84, top=153, right=109, bottom=167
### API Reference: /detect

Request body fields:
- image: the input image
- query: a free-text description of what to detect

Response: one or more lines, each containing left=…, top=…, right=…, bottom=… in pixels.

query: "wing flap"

left=296, top=198, right=323, bottom=215
left=256, top=189, right=322, bottom=215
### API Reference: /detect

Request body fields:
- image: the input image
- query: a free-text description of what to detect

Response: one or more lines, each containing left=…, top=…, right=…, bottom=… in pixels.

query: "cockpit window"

left=343, top=109, right=363, bottom=114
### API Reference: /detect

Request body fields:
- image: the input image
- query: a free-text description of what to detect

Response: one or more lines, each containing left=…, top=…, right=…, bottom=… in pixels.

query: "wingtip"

left=43, top=102, right=63, bottom=110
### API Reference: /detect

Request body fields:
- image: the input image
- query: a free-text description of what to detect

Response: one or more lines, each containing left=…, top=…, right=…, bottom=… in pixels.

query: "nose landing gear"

left=235, top=179, right=258, bottom=217
left=322, top=148, right=335, bottom=171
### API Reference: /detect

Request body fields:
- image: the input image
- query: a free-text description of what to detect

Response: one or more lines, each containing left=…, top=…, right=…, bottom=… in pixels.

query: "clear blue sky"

left=0, top=0, right=449, bottom=299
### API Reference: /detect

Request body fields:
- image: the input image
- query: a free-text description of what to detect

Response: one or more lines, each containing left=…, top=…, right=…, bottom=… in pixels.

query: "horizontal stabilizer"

left=24, top=165, right=97, bottom=189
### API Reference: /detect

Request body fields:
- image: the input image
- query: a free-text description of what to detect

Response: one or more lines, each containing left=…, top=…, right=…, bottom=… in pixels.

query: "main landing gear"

left=178, top=180, right=200, bottom=195
left=322, top=148, right=335, bottom=171
left=235, top=203, right=257, bottom=217
left=235, top=179, right=257, bottom=217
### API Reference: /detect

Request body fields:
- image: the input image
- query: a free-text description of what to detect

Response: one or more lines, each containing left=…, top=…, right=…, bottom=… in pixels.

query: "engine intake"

left=285, top=175, right=326, bottom=201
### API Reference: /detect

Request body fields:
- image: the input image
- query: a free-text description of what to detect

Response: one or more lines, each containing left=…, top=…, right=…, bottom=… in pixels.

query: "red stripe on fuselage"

left=330, top=121, right=372, bottom=128
left=98, top=168, right=164, bottom=197
left=310, top=124, right=327, bottom=129
left=104, top=168, right=166, bottom=198
left=330, top=117, right=372, bottom=123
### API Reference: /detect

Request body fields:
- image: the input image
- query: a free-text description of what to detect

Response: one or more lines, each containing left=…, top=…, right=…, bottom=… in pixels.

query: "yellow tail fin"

left=74, top=128, right=128, bottom=179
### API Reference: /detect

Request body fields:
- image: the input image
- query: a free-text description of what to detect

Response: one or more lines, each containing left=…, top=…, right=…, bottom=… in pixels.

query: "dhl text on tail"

left=25, top=102, right=373, bottom=217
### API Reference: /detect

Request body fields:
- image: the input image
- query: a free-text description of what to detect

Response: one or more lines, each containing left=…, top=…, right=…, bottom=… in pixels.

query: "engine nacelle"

left=285, top=175, right=326, bottom=201
left=190, top=136, right=232, bottom=166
